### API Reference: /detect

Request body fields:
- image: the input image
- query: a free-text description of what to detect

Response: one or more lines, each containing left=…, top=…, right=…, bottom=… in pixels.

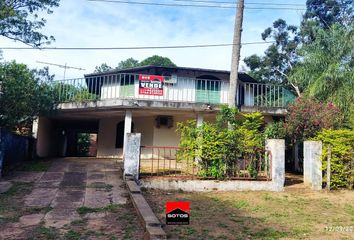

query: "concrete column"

left=123, top=110, right=132, bottom=156
left=266, top=139, right=285, bottom=191
left=124, top=133, right=141, bottom=180
left=196, top=113, right=204, bottom=127
left=304, top=141, right=322, bottom=190
left=32, top=118, right=39, bottom=139
left=36, top=117, right=52, bottom=158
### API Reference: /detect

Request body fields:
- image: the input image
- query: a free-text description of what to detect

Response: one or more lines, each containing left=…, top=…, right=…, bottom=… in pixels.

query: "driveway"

left=0, top=158, right=143, bottom=239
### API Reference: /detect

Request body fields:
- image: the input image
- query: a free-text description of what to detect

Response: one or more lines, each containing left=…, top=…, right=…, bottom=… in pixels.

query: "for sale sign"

left=139, top=74, right=164, bottom=96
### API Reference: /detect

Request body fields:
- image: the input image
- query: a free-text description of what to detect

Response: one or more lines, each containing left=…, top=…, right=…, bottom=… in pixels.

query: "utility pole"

left=228, top=0, right=245, bottom=107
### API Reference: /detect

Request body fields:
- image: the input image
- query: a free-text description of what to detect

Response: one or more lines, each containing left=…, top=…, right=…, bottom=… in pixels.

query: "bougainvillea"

left=285, top=97, right=343, bottom=142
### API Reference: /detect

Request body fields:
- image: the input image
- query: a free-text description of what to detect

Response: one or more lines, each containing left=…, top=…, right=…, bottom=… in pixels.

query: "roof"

left=84, top=65, right=258, bottom=83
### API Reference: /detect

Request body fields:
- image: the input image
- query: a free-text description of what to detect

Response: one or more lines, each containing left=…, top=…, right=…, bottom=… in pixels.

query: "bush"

left=177, top=106, right=265, bottom=179
left=285, top=97, right=343, bottom=142
left=314, top=129, right=354, bottom=189
left=264, top=121, right=286, bottom=139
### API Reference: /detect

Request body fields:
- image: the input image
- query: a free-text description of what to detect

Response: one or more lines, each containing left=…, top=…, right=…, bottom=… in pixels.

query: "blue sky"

left=0, top=0, right=307, bottom=79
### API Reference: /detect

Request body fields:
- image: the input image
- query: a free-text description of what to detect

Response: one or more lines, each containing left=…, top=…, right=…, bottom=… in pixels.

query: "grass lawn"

left=144, top=188, right=354, bottom=239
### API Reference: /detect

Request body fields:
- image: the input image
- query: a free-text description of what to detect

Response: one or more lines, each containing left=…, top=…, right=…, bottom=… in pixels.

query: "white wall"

left=97, top=117, right=124, bottom=158
left=36, top=117, right=53, bottom=158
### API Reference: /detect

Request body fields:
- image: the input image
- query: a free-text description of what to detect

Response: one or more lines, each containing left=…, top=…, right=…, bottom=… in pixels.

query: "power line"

left=0, top=41, right=275, bottom=50
left=86, top=0, right=307, bottom=10
left=173, top=0, right=306, bottom=7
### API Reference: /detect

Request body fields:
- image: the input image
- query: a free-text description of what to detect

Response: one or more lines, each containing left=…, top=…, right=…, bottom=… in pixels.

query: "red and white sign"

left=139, top=74, right=164, bottom=96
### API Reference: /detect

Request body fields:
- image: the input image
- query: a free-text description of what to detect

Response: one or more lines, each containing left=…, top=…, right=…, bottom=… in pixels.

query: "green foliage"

left=94, top=63, right=113, bottom=73
left=0, top=61, right=56, bottom=132
left=244, top=1, right=354, bottom=98
left=94, top=55, right=176, bottom=73
left=0, top=0, right=60, bottom=47
left=139, top=55, right=176, bottom=67
left=290, top=24, right=354, bottom=120
left=77, top=133, right=91, bottom=157
left=285, top=97, right=343, bottom=142
left=177, top=107, right=265, bottom=179
left=264, top=121, right=286, bottom=139
left=314, top=129, right=354, bottom=189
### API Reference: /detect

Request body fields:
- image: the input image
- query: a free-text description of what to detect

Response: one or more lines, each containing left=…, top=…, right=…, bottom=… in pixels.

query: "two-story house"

left=33, top=65, right=295, bottom=158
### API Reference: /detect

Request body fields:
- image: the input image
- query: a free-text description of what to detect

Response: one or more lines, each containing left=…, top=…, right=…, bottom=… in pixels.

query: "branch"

left=274, top=68, right=301, bottom=97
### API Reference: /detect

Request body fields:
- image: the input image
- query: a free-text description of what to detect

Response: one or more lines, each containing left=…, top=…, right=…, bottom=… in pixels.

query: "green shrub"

left=177, top=106, right=265, bottom=179
left=314, top=129, right=354, bottom=189
left=264, top=121, right=286, bottom=139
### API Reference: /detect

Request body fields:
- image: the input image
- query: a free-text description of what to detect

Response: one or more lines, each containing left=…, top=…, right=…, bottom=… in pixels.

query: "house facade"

left=33, top=65, right=295, bottom=159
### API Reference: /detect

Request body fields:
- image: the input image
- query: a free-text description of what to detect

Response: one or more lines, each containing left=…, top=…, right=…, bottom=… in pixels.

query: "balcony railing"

left=51, top=73, right=295, bottom=108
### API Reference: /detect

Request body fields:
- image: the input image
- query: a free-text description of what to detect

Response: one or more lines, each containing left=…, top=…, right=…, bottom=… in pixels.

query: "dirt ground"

left=0, top=159, right=144, bottom=240
left=144, top=181, right=354, bottom=240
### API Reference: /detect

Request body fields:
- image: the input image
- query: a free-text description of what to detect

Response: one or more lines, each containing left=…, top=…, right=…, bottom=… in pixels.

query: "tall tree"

left=94, top=55, right=177, bottom=73
left=139, top=55, right=176, bottom=67
left=244, top=19, right=301, bottom=95
left=0, top=0, right=60, bottom=47
left=117, top=57, right=139, bottom=69
left=0, top=61, right=56, bottom=132
left=290, top=24, right=354, bottom=119
left=94, top=63, right=113, bottom=73
left=243, top=0, right=353, bottom=96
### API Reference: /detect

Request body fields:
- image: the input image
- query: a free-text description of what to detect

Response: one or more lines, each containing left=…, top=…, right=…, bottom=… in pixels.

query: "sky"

left=0, top=0, right=307, bottom=80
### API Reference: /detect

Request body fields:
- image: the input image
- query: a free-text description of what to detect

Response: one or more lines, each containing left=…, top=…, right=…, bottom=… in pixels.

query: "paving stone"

left=25, top=188, right=58, bottom=207
left=51, top=188, right=85, bottom=208
left=39, top=172, right=64, bottom=182
left=61, top=172, right=86, bottom=188
left=8, top=171, right=44, bottom=183
left=84, top=188, right=110, bottom=208
left=45, top=208, right=81, bottom=221
left=19, top=213, right=45, bottom=227
left=47, top=162, right=69, bottom=172
left=109, top=186, right=128, bottom=205
left=0, top=181, right=12, bottom=193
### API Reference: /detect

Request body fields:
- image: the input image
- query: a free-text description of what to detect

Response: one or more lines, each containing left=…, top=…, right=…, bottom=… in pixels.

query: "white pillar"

left=304, top=141, right=322, bottom=190
left=32, top=118, right=39, bottom=139
left=266, top=139, right=285, bottom=191
left=124, top=133, right=141, bottom=180
left=196, top=113, right=204, bottom=127
left=123, top=110, right=132, bottom=156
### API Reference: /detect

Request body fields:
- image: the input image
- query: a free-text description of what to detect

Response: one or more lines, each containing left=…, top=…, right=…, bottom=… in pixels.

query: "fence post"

left=327, top=145, right=332, bottom=191
left=304, top=141, right=322, bottom=190
left=123, top=133, right=141, bottom=181
left=266, top=139, right=285, bottom=191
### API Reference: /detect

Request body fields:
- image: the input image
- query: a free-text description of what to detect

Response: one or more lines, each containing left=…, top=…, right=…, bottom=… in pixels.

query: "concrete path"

left=23, top=158, right=128, bottom=228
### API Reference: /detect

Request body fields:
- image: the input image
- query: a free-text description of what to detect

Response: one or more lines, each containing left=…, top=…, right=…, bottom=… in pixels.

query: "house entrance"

left=115, top=121, right=134, bottom=149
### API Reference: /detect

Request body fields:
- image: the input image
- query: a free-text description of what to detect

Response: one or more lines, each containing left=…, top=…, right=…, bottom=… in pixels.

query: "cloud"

left=0, top=0, right=306, bottom=79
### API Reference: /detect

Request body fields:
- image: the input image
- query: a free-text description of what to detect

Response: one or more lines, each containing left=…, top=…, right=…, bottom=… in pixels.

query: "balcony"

left=52, top=73, right=295, bottom=113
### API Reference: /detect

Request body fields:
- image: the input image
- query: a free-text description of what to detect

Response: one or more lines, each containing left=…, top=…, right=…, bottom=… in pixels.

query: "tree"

left=243, top=1, right=354, bottom=96
left=284, top=97, right=343, bottom=143
left=94, top=63, right=113, bottom=73
left=290, top=24, right=354, bottom=119
left=0, top=61, right=56, bottom=133
left=0, top=0, right=60, bottom=47
left=139, top=55, right=176, bottom=67
left=243, top=19, right=301, bottom=95
left=117, top=57, right=139, bottom=69
left=94, top=55, right=177, bottom=73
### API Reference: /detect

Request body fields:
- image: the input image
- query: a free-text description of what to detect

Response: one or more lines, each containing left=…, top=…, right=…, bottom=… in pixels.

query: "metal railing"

left=139, top=146, right=272, bottom=180
left=51, top=73, right=295, bottom=108
left=52, top=73, right=229, bottom=104
left=243, top=83, right=296, bottom=108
